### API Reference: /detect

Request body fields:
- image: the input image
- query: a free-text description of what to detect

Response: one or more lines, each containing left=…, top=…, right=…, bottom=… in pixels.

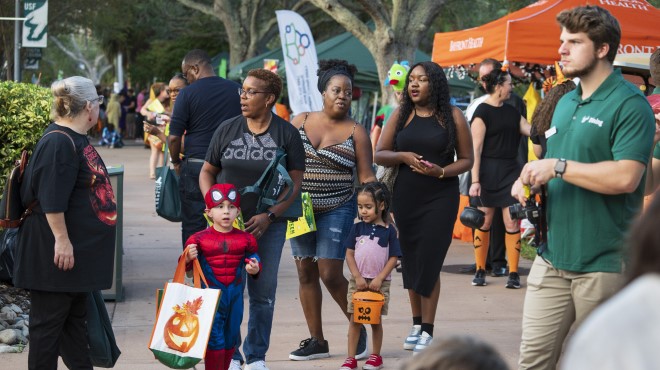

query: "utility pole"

left=14, top=0, right=21, bottom=81
left=0, top=14, right=26, bottom=81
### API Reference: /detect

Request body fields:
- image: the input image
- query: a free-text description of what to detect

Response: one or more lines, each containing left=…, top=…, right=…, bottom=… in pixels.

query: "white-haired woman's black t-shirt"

left=15, top=124, right=117, bottom=292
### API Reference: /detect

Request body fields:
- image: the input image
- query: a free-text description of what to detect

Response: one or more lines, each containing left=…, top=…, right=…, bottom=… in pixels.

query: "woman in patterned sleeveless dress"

left=288, top=60, right=376, bottom=362
left=375, top=61, right=473, bottom=352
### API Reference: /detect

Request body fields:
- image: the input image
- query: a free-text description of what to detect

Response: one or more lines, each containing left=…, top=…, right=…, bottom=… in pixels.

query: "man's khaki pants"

left=518, top=256, right=623, bottom=370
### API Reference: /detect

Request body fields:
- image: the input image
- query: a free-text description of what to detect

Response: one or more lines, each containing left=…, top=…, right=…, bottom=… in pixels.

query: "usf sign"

left=22, top=0, right=48, bottom=48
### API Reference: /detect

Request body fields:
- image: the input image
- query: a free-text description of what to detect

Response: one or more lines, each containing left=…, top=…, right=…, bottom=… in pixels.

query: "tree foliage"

left=48, top=34, right=113, bottom=84
left=3, top=0, right=660, bottom=87
left=306, top=0, right=447, bottom=103
left=122, top=0, right=230, bottom=86
left=0, top=81, right=52, bottom=192
left=0, top=0, right=89, bottom=80
left=176, top=0, right=335, bottom=67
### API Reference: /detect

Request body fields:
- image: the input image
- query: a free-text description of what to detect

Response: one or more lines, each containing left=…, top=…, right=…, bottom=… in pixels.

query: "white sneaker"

left=413, top=331, right=433, bottom=355
left=245, top=360, right=269, bottom=370
left=228, top=359, right=243, bottom=370
left=403, top=325, right=421, bottom=350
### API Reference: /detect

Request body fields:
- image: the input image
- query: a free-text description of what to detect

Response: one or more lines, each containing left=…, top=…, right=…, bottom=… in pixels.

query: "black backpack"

left=0, top=150, right=35, bottom=229
left=240, top=147, right=302, bottom=220
left=0, top=130, right=74, bottom=228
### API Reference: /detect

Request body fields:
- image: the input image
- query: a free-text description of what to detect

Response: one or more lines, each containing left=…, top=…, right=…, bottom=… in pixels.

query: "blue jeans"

left=179, top=159, right=206, bottom=247
left=233, top=221, right=287, bottom=364
left=290, top=197, right=357, bottom=260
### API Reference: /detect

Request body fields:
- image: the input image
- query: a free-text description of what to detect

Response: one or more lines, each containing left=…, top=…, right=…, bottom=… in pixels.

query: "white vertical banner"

left=22, top=0, right=48, bottom=48
left=275, top=10, right=322, bottom=115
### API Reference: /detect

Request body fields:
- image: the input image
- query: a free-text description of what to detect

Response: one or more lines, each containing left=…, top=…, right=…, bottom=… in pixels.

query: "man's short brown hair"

left=650, top=48, right=660, bottom=86
left=556, top=5, right=621, bottom=64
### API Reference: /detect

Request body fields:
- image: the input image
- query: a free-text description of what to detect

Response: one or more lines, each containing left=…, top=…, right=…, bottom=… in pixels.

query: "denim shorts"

left=290, top=196, right=357, bottom=260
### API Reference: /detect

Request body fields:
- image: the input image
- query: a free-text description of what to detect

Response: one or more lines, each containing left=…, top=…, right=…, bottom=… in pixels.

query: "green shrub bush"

left=0, top=81, right=52, bottom=196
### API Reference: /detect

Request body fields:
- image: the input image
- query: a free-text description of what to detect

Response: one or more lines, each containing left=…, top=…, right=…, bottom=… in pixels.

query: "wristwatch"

left=266, top=211, right=276, bottom=222
left=554, top=158, right=567, bottom=179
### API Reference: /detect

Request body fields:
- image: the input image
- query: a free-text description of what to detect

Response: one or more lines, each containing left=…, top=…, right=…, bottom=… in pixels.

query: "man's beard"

left=563, top=52, right=598, bottom=79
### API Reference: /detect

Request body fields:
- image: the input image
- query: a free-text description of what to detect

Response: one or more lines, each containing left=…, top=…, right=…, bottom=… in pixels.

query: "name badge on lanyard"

left=545, top=126, right=557, bottom=139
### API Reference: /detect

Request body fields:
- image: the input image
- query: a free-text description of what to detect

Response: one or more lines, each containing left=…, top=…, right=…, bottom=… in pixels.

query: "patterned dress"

left=298, top=118, right=357, bottom=213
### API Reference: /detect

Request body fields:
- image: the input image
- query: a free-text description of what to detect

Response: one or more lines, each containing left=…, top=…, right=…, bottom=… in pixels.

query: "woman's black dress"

left=392, top=114, right=459, bottom=297
left=472, top=103, right=522, bottom=207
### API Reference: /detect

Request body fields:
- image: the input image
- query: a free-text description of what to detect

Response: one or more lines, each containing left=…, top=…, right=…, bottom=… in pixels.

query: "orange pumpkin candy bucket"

left=352, top=291, right=385, bottom=324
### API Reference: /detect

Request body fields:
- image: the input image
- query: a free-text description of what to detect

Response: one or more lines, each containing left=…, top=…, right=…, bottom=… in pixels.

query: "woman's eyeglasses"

left=166, top=88, right=181, bottom=95
left=238, top=88, right=271, bottom=99
left=93, top=95, right=105, bottom=105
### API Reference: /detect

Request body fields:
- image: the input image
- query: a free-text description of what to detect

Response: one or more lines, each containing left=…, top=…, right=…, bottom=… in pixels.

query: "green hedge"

left=0, top=81, right=52, bottom=196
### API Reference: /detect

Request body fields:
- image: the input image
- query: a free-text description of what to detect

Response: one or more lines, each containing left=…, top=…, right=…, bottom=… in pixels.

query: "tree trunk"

left=178, top=0, right=316, bottom=69
left=307, top=0, right=445, bottom=104
left=49, top=35, right=112, bottom=84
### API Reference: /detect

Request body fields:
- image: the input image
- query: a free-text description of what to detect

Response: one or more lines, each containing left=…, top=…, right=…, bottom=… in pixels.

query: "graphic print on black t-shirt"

left=83, top=145, right=117, bottom=226
left=223, top=133, right=279, bottom=162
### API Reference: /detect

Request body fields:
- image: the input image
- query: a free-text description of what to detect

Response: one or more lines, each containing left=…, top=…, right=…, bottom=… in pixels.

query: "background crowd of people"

left=14, top=4, right=660, bottom=370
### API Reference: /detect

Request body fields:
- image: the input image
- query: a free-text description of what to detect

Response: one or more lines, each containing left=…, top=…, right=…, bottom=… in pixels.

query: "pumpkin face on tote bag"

left=163, top=297, right=202, bottom=353
left=149, top=248, right=221, bottom=369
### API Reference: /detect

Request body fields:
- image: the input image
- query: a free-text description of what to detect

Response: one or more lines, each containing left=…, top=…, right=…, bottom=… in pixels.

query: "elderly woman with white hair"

left=13, top=76, right=118, bottom=370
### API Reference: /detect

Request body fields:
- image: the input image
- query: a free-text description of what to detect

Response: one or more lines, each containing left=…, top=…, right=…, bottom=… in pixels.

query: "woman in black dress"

left=469, top=68, right=530, bottom=289
left=375, top=61, right=473, bottom=352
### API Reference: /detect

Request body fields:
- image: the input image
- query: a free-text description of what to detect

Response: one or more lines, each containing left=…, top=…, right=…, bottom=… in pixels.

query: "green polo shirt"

left=545, top=69, right=655, bottom=273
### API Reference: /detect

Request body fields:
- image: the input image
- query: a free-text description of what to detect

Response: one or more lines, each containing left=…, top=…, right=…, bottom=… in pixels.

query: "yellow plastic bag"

left=286, top=192, right=316, bottom=239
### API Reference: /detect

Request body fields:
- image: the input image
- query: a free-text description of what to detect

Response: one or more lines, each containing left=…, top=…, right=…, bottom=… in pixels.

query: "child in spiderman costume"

left=185, top=183, right=261, bottom=370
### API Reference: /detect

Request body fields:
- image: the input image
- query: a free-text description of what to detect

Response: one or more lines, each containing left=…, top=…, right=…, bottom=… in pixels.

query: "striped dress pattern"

left=298, top=122, right=356, bottom=214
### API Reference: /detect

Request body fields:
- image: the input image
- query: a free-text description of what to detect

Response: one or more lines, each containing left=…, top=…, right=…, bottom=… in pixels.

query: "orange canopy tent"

left=432, top=0, right=660, bottom=67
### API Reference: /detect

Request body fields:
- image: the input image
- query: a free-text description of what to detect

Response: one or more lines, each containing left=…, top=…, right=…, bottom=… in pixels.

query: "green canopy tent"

left=228, top=31, right=477, bottom=96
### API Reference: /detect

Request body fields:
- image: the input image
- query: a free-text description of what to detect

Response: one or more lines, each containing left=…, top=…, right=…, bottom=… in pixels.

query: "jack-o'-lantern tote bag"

left=149, top=247, right=221, bottom=369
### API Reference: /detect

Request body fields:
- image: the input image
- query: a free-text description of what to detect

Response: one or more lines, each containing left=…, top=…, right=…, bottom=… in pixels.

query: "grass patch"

left=521, top=239, right=537, bottom=261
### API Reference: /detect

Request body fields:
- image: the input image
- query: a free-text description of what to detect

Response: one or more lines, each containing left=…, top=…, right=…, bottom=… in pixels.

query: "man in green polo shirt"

left=511, top=6, right=655, bottom=370
left=644, top=48, right=660, bottom=195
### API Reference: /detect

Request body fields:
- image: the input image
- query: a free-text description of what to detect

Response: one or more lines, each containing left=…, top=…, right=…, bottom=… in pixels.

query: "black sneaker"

left=491, top=266, right=508, bottom=277
left=356, top=325, right=368, bottom=360
left=288, top=337, right=330, bottom=361
left=506, top=272, right=521, bottom=289
left=472, top=269, right=487, bottom=286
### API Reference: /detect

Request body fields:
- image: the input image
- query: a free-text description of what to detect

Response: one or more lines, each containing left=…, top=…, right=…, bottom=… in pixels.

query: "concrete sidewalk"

left=1, top=144, right=529, bottom=369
